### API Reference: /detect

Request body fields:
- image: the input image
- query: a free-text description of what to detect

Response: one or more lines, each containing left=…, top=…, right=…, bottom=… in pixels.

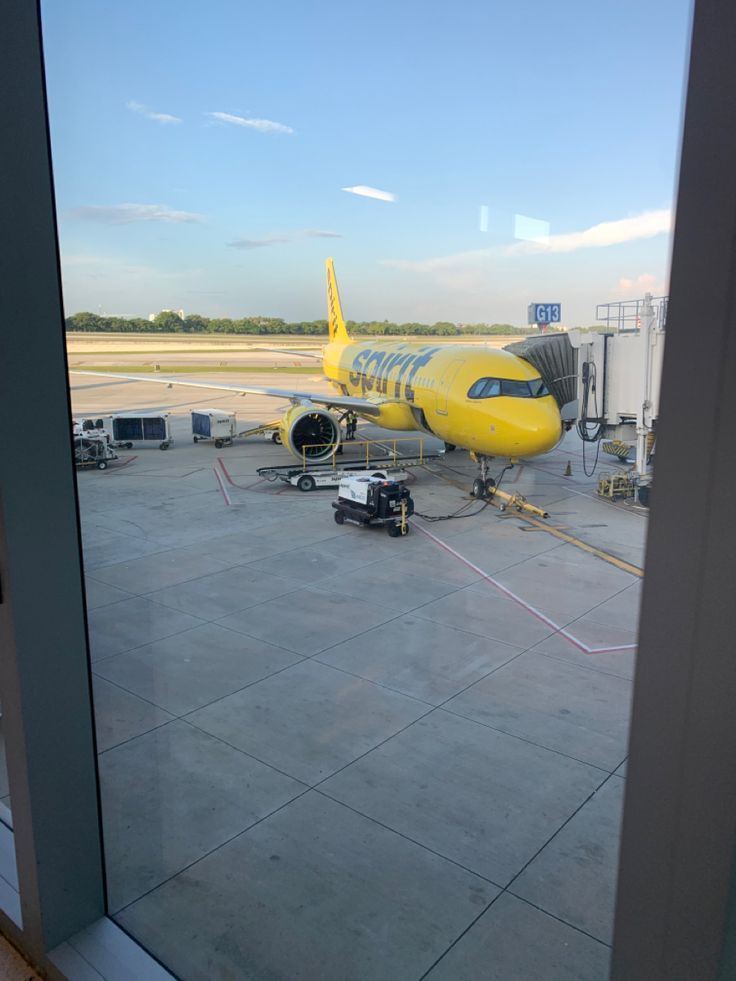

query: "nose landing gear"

left=469, top=455, right=549, bottom=518
left=471, top=455, right=498, bottom=499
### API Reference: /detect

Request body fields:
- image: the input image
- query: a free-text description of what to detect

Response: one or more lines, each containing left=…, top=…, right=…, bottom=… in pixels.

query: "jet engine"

left=278, top=403, right=340, bottom=461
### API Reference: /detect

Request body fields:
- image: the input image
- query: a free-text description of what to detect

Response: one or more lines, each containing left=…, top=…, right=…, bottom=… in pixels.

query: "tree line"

left=65, top=310, right=556, bottom=336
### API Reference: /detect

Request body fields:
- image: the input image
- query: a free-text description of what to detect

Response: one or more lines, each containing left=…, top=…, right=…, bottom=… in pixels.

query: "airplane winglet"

left=326, top=258, right=350, bottom=344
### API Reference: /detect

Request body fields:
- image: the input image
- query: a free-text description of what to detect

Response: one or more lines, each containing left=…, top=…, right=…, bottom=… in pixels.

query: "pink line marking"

left=411, top=520, right=637, bottom=656
left=213, top=466, right=231, bottom=506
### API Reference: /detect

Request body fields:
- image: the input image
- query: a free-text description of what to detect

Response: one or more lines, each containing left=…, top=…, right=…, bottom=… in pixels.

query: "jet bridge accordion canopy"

left=503, top=334, right=577, bottom=410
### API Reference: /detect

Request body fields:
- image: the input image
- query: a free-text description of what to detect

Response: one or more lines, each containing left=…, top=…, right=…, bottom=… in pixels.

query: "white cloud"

left=342, top=185, right=396, bottom=203
left=382, top=248, right=488, bottom=275
left=227, top=229, right=341, bottom=249
left=382, top=248, right=496, bottom=293
left=228, top=235, right=291, bottom=250
left=206, top=111, right=294, bottom=134
left=59, top=253, right=161, bottom=280
left=59, top=253, right=206, bottom=315
left=506, top=208, right=672, bottom=256
left=617, top=273, right=665, bottom=293
left=383, top=208, right=672, bottom=282
left=126, top=100, right=181, bottom=124
left=66, top=204, right=205, bottom=224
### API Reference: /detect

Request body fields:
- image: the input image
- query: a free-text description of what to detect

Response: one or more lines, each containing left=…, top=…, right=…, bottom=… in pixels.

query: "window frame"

left=2, top=2, right=736, bottom=980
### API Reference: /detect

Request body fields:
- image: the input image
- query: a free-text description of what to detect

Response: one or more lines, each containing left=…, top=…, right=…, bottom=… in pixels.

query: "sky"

left=41, top=0, right=692, bottom=326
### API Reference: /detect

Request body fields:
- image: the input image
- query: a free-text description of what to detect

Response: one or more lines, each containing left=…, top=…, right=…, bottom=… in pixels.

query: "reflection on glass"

left=42, top=0, right=689, bottom=976
left=514, top=213, right=551, bottom=245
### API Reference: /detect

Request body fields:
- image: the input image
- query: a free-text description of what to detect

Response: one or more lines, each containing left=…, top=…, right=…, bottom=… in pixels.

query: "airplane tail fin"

left=326, top=258, right=350, bottom=344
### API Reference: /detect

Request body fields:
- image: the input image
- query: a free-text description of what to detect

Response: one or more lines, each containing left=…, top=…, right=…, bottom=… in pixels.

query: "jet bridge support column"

left=635, top=293, right=658, bottom=493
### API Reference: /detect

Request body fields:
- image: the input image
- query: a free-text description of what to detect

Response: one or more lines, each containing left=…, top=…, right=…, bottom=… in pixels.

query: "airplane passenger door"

left=435, top=359, right=464, bottom=415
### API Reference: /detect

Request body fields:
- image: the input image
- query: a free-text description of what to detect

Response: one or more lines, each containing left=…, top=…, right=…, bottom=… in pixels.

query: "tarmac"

left=39, top=374, right=644, bottom=979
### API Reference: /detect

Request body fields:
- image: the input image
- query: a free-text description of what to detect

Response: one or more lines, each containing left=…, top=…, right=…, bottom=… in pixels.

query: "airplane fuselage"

left=323, top=339, right=562, bottom=458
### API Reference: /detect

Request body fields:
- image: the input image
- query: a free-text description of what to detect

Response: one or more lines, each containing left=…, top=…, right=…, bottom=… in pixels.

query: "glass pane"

left=499, top=379, right=532, bottom=397
left=0, top=718, right=10, bottom=822
left=42, top=0, right=691, bottom=977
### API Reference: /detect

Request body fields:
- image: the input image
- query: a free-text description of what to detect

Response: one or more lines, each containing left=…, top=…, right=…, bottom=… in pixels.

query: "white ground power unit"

left=332, top=475, right=414, bottom=537
left=192, top=409, right=236, bottom=448
left=107, top=413, right=173, bottom=450
left=72, top=430, right=118, bottom=470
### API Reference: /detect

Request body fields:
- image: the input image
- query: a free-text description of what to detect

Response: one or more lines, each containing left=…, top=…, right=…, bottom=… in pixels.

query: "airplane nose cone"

left=511, top=399, right=562, bottom=456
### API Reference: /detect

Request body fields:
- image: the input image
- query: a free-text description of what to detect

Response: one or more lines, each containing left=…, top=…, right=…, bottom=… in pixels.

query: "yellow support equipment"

left=597, top=471, right=634, bottom=499
left=302, top=435, right=426, bottom=470
left=237, top=419, right=281, bottom=438
left=489, top=487, right=550, bottom=519
left=602, top=439, right=632, bottom=460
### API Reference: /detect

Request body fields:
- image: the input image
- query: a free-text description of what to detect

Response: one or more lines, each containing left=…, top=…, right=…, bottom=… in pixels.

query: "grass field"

left=70, top=364, right=319, bottom=374
left=69, top=349, right=317, bottom=356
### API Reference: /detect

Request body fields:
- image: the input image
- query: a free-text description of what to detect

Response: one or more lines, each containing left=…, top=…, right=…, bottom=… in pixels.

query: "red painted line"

left=217, top=456, right=237, bottom=485
left=213, top=466, right=231, bottom=506
left=411, top=519, right=637, bottom=657
left=108, top=455, right=138, bottom=472
left=217, top=456, right=268, bottom=490
left=174, top=468, right=208, bottom=479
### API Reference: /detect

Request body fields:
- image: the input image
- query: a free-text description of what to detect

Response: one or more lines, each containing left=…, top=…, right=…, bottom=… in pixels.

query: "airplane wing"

left=68, top=370, right=383, bottom=416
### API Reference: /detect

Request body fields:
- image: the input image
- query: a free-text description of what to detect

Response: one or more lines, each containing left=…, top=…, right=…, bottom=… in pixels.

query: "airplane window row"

left=467, top=377, right=550, bottom=399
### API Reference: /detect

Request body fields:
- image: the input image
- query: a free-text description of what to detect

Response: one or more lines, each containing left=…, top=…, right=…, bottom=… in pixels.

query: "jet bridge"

left=570, top=293, right=666, bottom=496
left=506, top=293, right=667, bottom=502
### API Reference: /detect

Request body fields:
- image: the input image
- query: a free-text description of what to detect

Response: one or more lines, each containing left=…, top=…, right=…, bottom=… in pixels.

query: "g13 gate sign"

left=528, top=303, right=561, bottom=324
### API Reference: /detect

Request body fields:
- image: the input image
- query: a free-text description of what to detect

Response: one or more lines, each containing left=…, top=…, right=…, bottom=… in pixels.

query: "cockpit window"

left=467, top=376, right=550, bottom=399
left=500, top=379, right=531, bottom=397
left=467, top=377, right=501, bottom=398
left=528, top=377, right=550, bottom=397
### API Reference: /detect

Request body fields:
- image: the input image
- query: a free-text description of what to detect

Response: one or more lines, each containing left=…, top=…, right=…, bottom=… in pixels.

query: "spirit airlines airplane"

left=72, top=259, right=562, bottom=495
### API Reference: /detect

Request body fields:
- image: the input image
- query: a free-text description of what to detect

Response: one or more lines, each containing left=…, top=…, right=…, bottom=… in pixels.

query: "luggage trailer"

left=256, top=453, right=439, bottom=493
left=107, top=413, right=173, bottom=450
left=191, top=409, right=237, bottom=448
left=192, top=413, right=285, bottom=448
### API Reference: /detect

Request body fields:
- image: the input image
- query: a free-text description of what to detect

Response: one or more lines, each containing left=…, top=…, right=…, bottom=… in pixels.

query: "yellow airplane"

left=72, top=259, right=562, bottom=496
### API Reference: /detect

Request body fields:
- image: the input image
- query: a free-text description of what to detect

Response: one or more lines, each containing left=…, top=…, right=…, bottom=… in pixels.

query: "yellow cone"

left=564, top=460, right=572, bottom=476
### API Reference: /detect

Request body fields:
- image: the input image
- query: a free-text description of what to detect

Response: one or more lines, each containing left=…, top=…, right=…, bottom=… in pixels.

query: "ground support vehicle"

left=108, top=413, right=173, bottom=450
left=73, top=418, right=112, bottom=442
left=73, top=433, right=118, bottom=470
left=332, top=475, right=414, bottom=537
left=192, top=409, right=237, bottom=449
left=257, top=453, right=436, bottom=492
left=597, top=470, right=634, bottom=500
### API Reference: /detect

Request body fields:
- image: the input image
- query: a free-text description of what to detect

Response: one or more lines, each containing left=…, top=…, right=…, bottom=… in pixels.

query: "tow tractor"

left=332, top=474, right=413, bottom=537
